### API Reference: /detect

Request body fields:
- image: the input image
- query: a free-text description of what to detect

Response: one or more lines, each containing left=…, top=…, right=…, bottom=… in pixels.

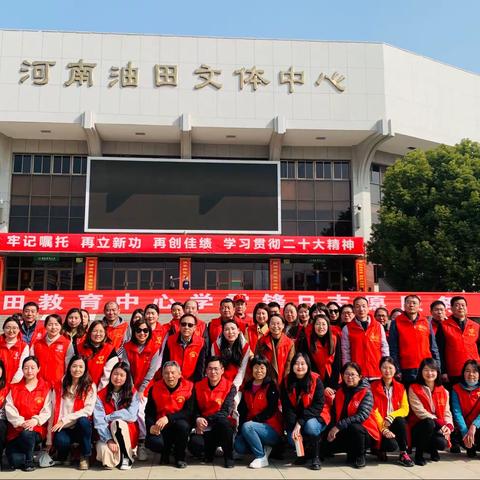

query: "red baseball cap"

left=233, top=294, right=247, bottom=303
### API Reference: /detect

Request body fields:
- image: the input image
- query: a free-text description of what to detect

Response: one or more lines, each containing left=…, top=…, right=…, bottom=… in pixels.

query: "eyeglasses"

left=135, top=327, right=149, bottom=334
left=329, top=309, right=339, bottom=314
left=344, top=372, right=360, bottom=378
left=180, top=322, right=195, bottom=328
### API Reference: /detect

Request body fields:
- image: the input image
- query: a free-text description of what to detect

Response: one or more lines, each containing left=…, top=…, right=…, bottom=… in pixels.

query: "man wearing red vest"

left=188, top=356, right=236, bottom=468
left=20, top=302, right=45, bottom=346
left=389, top=295, right=440, bottom=385
left=341, top=297, right=389, bottom=380
left=437, top=296, right=480, bottom=385
left=145, top=361, right=194, bottom=468
left=429, top=300, right=447, bottom=336
left=233, top=294, right=253, bottom=332
left=103, top=301, right=130, bottom=356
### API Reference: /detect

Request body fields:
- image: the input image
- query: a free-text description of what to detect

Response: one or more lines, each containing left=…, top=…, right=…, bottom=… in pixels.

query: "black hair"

left=0, top=359, right=6, bottom=390
left=131, top=318, right=152, bottom=345
left=129, top=308, right=144, bottom=330
left=268, top=301, right=281, bottom=310
left=310, top=314, right=334, bottom=356
left=286, top=352, right=313, bottom=394
left=3, top=316, right=21, bottom=332
left=62, top=355, right=93, bottom=401
left=416, top=358, right=442, bottom=386
left=339, top=303, right=354, bottom=315
left=219, top=321, right=244, bottom=367
left=62, top=308, right=86, bottom=338
left=179, top=313, right=198, bottom=325
left=106, top=361, right=134, bottom=408
left=353, top=296, right=368, bottom=306
left=22, top=355, right=40, bottom=369
left=220, top=298, right=234, bottom=306
left=430, top=300, right=446, bottom=311
left=461, top=359, right=479, bottom=383
left=45, top=313, right=63, bottom=327
left=144, top=304, right=160, bottom=314
left=253, top=302, right=270, bottom=325
left=268, top=314, right=285, bottom=326
left=23, top=301, right=39, bottom=312
left=244, top=355, right=274, bottom=390
left=84, top=319, right=111, bottom=352
left=451, top=296, right=467, bottom=307
left=404, top=294, right=421, bottom=303
left=309, top=302, right=326, bottom=319
left=374, top=307, right=389, bottom=317
left=171, top=302, right=184, bottom=311
left=205, top=355, right=225, bottom=369
left=341, top=361, right=362, bottom=376
left=379, top=355, right=398, bottom=371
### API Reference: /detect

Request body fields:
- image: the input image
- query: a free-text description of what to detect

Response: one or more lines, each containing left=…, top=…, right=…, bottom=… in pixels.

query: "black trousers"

left=145, top=419, right=190, bottom=461
left=328, top=423, right=372, bottom=457
left=0, top=419, right=7, bottom=457
left=188, top=418, right=234, bottom=460
left=381, top=417, right=408, bottom=452
left=412, top=418, right=447, bottom=455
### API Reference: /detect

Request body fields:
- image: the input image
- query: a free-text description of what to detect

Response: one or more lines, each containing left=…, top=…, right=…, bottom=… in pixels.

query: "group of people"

left=0, top=293, right=478, bottom=472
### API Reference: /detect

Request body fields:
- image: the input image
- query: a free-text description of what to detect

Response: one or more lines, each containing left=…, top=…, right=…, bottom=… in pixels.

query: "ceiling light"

left=407, top=146, right=416, bottom=150
left=226, top=135, right=236, bottom=139
left=315, top=136, right=326, bottom=140
left=135, top=132, right=146, bottom=136
left=40, top=129, right=51, bottom=133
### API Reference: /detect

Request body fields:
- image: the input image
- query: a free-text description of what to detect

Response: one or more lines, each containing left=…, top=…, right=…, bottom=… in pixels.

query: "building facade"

left=0, top=30, right=479, bottom=295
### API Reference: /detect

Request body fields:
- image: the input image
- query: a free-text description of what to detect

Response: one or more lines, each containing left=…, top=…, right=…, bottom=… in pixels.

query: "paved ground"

left=1, top=451, right=479, bottom=479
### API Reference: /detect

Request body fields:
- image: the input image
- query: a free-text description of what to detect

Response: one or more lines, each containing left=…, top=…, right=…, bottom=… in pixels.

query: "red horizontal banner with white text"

left=1, top=290, right=479, bottom=316
left=0, top=233, right=364, bottom=256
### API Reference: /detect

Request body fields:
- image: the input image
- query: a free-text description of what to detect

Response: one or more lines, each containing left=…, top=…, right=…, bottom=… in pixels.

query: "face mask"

left=465, top=379, right=478, bottom=387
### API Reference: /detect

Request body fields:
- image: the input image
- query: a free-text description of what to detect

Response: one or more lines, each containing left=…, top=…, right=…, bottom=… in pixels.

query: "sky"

left=2, top=0, right=480, bottom=74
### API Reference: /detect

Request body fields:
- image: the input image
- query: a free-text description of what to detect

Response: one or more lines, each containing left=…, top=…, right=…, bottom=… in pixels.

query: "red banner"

left=84, top=257, right=98, bottom=291
left=0, top=233, right=364, bottom=256
left=179, top=258, right=191, bottom=290
left=269, top=259, right=281, bottom=290
left=355, top=258, right=367, bottom=292
left=1, top=290, right=479, bottom=316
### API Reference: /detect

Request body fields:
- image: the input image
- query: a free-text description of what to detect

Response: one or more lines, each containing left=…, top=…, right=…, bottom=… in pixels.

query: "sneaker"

left=119, top=457, right=132, bottom=470
left=310, top=456, right=321, bottom=470
left=414, top=455, right=426, bottom=466
left=215, top=446, right=224, bottom=457
left=175, top=460, right=187, bottom=468
left=137, top=444, right=148, bottom=461
left=78, top=457, right=89, bottom=470
left=224, top=458, right=234, bottom=468
left=249, top=455, right=269, bottom=469
left=450, top=444, right=461, bottom=454
left=354, top=455, right=366, bottom=469
left=430, top=449, right=440, bottom=462
left=398, top=452, right=414, bottom=467
left=467, top=448, right=477, bottom=458
left=22, top=462, right=35, bottom=472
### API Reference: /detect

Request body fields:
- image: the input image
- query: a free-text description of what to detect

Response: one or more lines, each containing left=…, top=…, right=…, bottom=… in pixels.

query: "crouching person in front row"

left=145, top=361, right=194, bottom=468
left=94, top=362, right=139, bottom=470
left=188, top=356, right=237, bottom=468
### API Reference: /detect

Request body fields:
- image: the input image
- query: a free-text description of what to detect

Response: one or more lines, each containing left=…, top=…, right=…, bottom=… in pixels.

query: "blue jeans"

left=6, top=430, right=41, bottom=467
left=234, top=421, right=281, bottom=459
left=54, top=417, right=93, bottom=459
left=287, top=418, right=325, bottom=447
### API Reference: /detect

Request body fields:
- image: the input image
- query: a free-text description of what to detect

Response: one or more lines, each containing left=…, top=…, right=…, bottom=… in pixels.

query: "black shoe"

left=415, top=455, right=426, bottom=466
left=203, top=456, right=213, bottom=463
left=310, top=456, right=321, bottom=470
left=22, top=462, right=35, bottom=472
left=430, top=449, right=440, bottom=462
left=294, top=456, right=307, bottom=465
left=467, top=448, right=477, bottom=458
left=224, top=458, right=234, bottom=468
left=354, top=455, right=366, bottom=469
left=176, top=460, right=187, bottom=468
left=450, top=444, right=461, bottom=454
left=160, top=454, right=170, bottom=465
left=3, top=464, right=16, bottom=472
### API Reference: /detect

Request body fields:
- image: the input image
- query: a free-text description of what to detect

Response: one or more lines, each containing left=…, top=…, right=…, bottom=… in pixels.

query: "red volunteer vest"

left=105, top=322, right=129, bottom=351
left=77, top=341, right=116, bottom=386
left=304, top=325, right=337, bottom=381
left=212, top=340, right=250, bottom=382
left=151, top=323, right=168, bottom=350
left=150, top=378, right=194, bottom=419
left=165, top=333, right=205, bottom=381
left=52, top=384, right=90, bottom=424
left=255, top=333, right=294, bottom=382
left=26, top=322, right=46, bottom=346
left=124, top=339, right=158, bottom=391
left=452, top=383, right=480, bottom=428
left=243, top=382, right=283, bottom=435
left=335, top=385, right=380, bottom=443
left=370, top=379, right=405, bottom=419
left=194, top=376, right=232, bottom=418
left=330, top=324, right=342, bottom=340
left=0, top=336, right=27, bottom=384
left=7, top=378, right=51, bottom=441
left=286, top=371, right=331, bottom=425
left=34, top=335, right=71, bottom=388
left=233, top=315, right=251, bottom=332
left=346, top=318, right=383, bottom=378
left=408, top=383, right=449, bottom=427
left=208, top=317, right=246, bottom=344
left=441, top=317, right=480, bottom=377
left=395, top=314, right=432, bottom=370
left=245, top=325, right=268, bottom=354
left=97, top=387, right=139, bottom=448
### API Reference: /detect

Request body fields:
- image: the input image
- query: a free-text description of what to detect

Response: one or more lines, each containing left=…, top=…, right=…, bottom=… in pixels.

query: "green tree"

left=367, top=139, right=480, bottom=291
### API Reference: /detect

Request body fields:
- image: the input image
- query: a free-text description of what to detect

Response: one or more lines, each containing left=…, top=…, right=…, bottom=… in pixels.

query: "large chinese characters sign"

left=0, top=233, right=364, bottom=255
left=1, top=291, right=479, bottom=316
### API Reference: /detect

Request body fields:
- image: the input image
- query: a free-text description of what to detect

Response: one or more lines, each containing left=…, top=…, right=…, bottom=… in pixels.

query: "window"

left=370, top=163, right=388, bottom=224
left=9, top=153, right=87, bottom=233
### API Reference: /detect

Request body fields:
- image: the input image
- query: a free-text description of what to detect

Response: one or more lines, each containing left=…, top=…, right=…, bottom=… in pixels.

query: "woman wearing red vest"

left=5, top=356, right=52, bottom=472
left=327, top=361, right=380, bottom=469
left=189, top=356, right=237, bottom=468
left=0, top=360, right=9, bottom=468
left=408, top=357, right=453, bottom=465
left=284, top=303, right=302, bottom=341
left=245, top=303, right=269, bottom=354
left=94, top=361, right=139, bottom=470
left=255, top=314, right=295, bottom=384
left=145, top=360, right=194, bottom=468
left=162, top=314, right=207, bottom=382
left=371, top=356, right=414, bottom=466
left=143, top=304, right=169, bottom=350
left=212, top=320, right=251, bottom=392
left=167, top=302, right=185, bottom=335
left=123, top=318, right=163, bottom=461
left=297, top=313, right=341, bottom=396
left=234, top=356, right=282, bottom=469
left=77, top=320, right=119, bottom=390
left=282, top=352, right=328, bottom=470
left=0, top=317, right=29, bottom=385
left=61, top=308, right=87, bottom=353
left=451, top=359, right=480, bottom=458
left=30, top=314, right=74, bottom=389
left=49, top=355, right=97, bottom=470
